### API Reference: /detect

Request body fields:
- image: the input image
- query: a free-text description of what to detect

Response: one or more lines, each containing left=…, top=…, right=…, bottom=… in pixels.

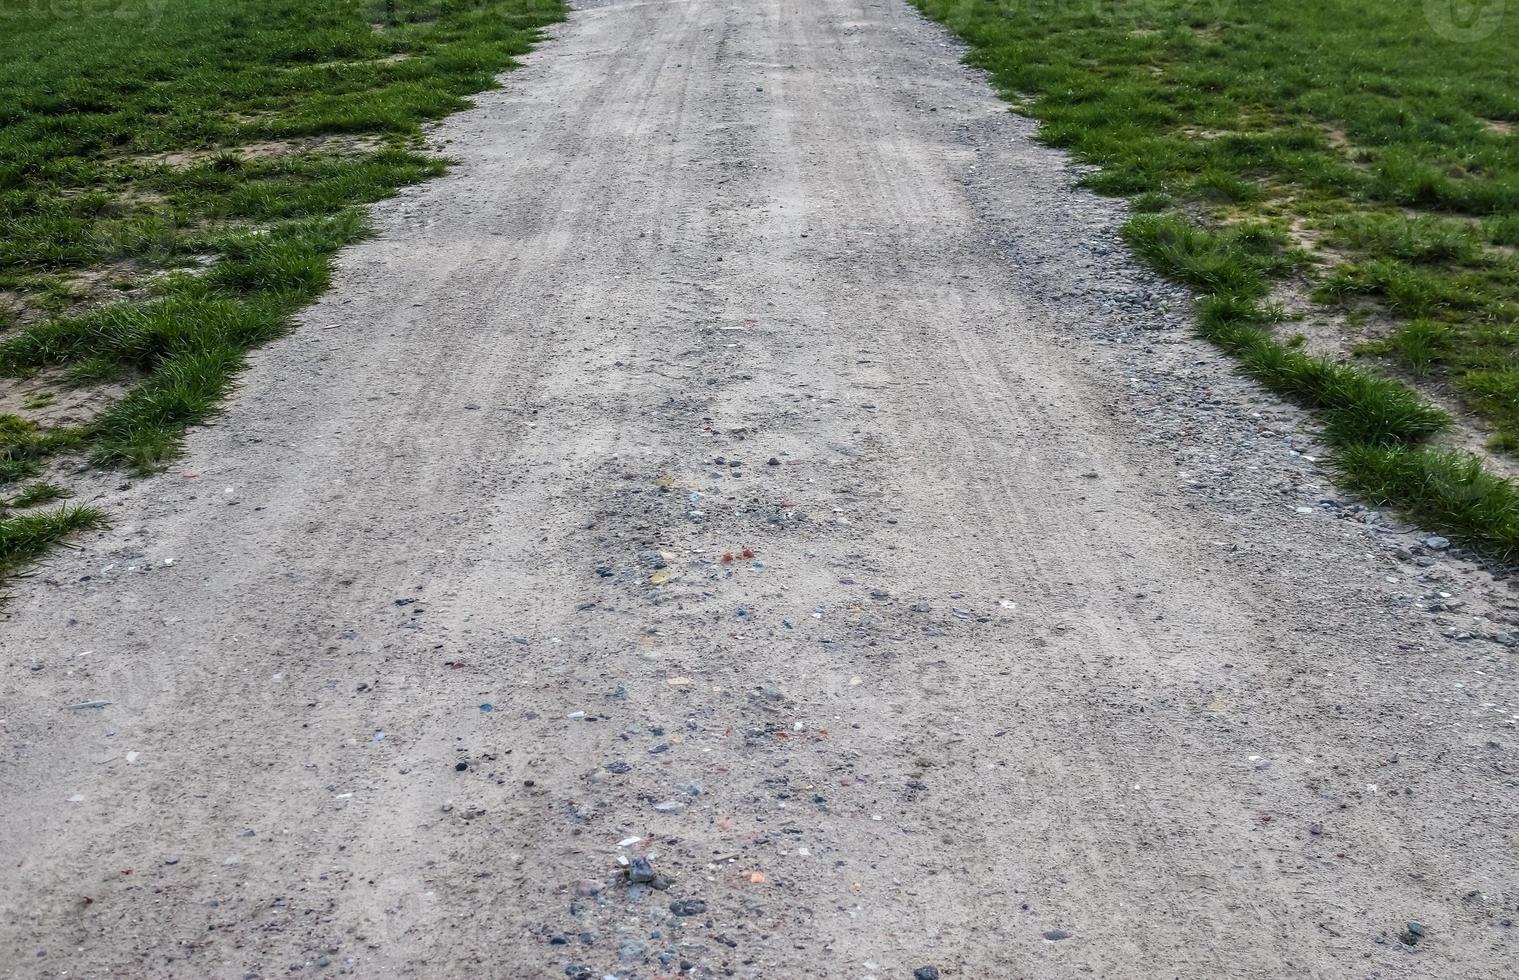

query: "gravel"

left=1, top=0, right=1516, bottom=978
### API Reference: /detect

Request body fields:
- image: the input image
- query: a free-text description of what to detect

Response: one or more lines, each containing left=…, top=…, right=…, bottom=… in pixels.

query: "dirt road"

left=4, top=0, right=1517, bottom=976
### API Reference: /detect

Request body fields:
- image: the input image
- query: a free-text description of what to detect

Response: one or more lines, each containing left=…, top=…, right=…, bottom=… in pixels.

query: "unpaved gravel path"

left=4, top=1, right=1519, bottom=977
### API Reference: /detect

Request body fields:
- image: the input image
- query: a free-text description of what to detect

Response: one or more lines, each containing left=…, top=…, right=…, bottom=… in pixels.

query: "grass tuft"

left=1123, top=214, right=1296, bottom=298
left=1381, top=319, right=1457, bottom=375
left=0, top=414, right=83, bottom=485
left=0, top=505, right=108, bottom=578
left=1237, top=340, right=1449, bottom=445
left=91, top=345, right=248, bottom=469
left=1335, top=446, right=1519, bottom=559
left=7, top=482, right=70, bottom=509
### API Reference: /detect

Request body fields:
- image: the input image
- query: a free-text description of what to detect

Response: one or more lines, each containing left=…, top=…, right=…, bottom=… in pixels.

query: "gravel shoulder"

left=3, top=1, right=1517, bottom=977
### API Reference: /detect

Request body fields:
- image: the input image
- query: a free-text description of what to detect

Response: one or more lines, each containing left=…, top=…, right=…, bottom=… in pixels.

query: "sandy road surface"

left=4, top=0, right=1518, bottom=977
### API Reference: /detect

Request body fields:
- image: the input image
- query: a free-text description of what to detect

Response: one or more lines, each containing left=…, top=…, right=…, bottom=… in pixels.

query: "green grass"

left=914, top=0, right=1519, bottom=557
left=0, top=481, right=87, bottom=579
left=7, top=482, right=70, bottom=509
left=0, top=0, right=564, bottom=572
left=0, top=505, right=108, bottom=580
left=0, top=413, right=84, bottom=483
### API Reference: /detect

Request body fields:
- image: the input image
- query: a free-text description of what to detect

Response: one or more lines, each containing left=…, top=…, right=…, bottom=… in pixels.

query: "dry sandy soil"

left=4, top=0, right=1519, bottom=977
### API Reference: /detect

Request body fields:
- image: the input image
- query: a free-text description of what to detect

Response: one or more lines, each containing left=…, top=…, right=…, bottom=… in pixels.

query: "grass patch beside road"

left=0, top=504, right=106, bottom=581
left=914, top=0, right=1519, bottom=557
left=0, top=0, right=563, bottom=572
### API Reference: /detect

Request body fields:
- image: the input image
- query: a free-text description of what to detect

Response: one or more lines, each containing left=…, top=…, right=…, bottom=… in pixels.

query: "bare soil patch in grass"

left=122, top=135, right=388, bottom=169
